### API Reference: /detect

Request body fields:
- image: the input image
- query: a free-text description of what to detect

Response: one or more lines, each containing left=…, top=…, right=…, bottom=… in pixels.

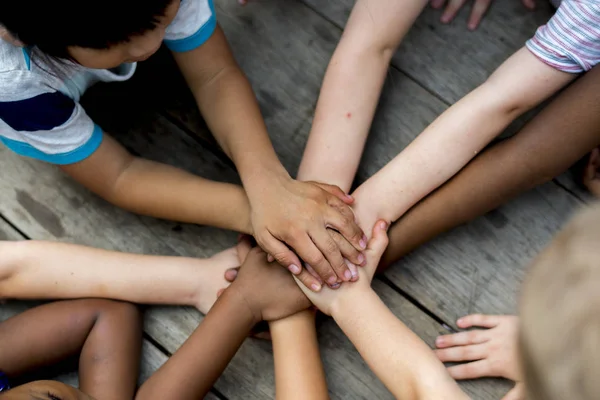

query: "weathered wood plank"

left=385, top=182, right=582, bottom=325
left=301, top=0, right=555, bottom=104
left=0, top=217, right=23, bottom=241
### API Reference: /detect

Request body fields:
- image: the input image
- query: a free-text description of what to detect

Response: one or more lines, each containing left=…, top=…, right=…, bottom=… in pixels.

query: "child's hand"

left=434, top=315, right=524, bottom=399
left=431, top=0, right=536, bottom=30
left=296, top=220, right=389, bottom=316
left=229, top=243, right=311, bottom=323
left=249, top=177, right=366, bottom=291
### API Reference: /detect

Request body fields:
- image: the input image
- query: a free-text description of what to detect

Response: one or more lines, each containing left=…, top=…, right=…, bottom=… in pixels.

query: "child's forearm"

left=298, top=0, right=427, bottom=191
left=270, top=311, right=328, bottom=400
left=381, top=62, right=600, bottom=268
left=174, top=27, right=288, bottom=191
left=0, top=240, right=207, bottom=306
left=61, top=135, right=252, bottom=234
left=351, top=48, right=575, bottom=232
left=331, top=288, right=468, bottom=400
left=136, top=288, right=256, bottom=400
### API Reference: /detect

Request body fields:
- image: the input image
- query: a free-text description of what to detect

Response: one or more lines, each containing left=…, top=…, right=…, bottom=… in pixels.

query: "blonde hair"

left=519, top=204, right=600, bottom=400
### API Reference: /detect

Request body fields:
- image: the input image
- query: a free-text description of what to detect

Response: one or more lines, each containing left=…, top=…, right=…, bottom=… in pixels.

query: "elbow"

left=0, top=241, right=26, bottom=297
left=481, top=78, right=535, bottom=120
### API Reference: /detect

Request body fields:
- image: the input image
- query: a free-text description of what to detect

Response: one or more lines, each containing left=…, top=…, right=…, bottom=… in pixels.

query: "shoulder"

left=164, top=0, right=217, bottom=52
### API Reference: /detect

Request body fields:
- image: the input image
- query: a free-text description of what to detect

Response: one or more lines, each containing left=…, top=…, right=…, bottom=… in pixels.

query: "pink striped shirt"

left=526, top=0, right=600, bottom=73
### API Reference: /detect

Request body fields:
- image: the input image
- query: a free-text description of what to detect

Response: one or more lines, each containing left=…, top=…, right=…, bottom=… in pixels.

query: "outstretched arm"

left=298, top=222, right=468, bottom=399
left=270, top=311, right=328, bottom=400
left=136, top=243, right=310, bottom=400
left=299, top=0, right=428, bottom=190
left=0, top=240, right=239, bottom=313
left=351, top=48, right=575, bottom=234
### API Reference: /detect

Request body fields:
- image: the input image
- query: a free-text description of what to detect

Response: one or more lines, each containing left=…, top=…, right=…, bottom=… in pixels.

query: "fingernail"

left=358, top=253, right=365, bottom=265
left=360, top=235, right=367, bottom=249
left=229, top=269, right=238, bottom=278
left=330, top=282, right=341, bottom=289
left=344, top=270, right=352, bottom=281
left=311, top=283, right=322, bottom=291
left=327, top=275, right=337, bottom=285
left=436, top=337, right=444, bottom=346
left=289, top=264, right=300, bottom=274
left=379, top=221, right=388, bottom=231
left=237, top=234, right=244, bottom=243
left=346, top=194, right=353, bottom=201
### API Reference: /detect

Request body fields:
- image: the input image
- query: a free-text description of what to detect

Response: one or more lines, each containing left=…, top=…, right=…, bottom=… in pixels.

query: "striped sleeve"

left=0, top=73, right=103, bottom=165
left=526, top=0, right=600, bottom=73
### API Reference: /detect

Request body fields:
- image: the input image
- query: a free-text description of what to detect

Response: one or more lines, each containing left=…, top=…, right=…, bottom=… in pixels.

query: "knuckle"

left=308, top=254, right=326, bottom=268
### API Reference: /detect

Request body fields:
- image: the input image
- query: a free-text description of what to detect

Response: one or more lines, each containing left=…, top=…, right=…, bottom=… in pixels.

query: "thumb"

left=366, top=220, right=389, bottom=256
left=236, top=235, right=253, bottom=264
left=313, top=182, right=354, bottom=204
left=502, top=383, right=526, bottom=400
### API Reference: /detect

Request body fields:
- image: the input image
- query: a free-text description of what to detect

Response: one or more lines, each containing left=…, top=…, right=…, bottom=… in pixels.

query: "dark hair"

left=0, top=0, right=174, bottom=59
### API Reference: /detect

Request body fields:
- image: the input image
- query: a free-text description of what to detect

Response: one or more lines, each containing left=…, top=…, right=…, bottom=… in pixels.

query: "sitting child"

left=0, top=0, right=366, bottom=290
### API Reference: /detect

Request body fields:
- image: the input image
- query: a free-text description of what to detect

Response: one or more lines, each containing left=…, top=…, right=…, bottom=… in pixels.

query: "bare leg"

left=0, top=299, right=141, bottom=400
left=380, top=65, right=600, bottom=269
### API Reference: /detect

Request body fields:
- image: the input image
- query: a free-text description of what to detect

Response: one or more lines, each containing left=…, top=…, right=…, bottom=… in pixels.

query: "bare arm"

left=332, top=288, right=469, bottom=400
left=299, top=0, right=428, bottom=190
left=60, top=133, right=252, bottom=234
left=270, top=311, right=328, bottom=400
left=173, top=27, right=365, bottom=289
left=136, top=244, right=310, bottom=400
left=352, top=48, right=576, bottom=233
left=0, top=240, right=238, bottom=313
left=298, top=223, right=468, bottom=400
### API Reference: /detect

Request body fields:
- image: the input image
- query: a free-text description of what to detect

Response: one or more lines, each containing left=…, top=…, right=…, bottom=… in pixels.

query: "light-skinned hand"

left=435, top=314, right=524, bottom=400
left=250, top=178, right=366, bottom=292
left=430, top=0, right=536, bottom=31
left=295, top=220, right=389, bottom=316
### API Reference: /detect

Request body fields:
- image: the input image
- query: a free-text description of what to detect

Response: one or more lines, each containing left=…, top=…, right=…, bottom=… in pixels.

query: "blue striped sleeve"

left=164, top=0, right=217, bottom=52
left=0, top=91, right=75, bottom=132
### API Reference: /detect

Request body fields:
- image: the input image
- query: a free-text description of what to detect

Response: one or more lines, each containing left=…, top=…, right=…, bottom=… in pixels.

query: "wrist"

left=330, top=284, right=376, bottom=321
left=223, top=282, right=262, bottom=326
left=243, top=164, right=290, bottom=197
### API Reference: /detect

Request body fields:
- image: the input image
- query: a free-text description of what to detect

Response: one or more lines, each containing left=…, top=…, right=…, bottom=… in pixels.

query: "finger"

left=329, top=228, right=365, bottom=266
left=311, top=229, right=352, bottom=282
left=346, top=259, right=359, bottom=282
left=467, top=0, right=492, bottom=30
left=441, top=0, right=468, bottom=23
left=295, top=268, right=323, bottom=292
left=267, top=254, right=274, bottom=263
left=224, top=267, right=240, bottom=282
left=446, top=359, right=493, bottom=380
left=324, top=203, right=366, bottom=252
left=521, top=0, right=536, bottom=10
left=435, top=329, right=489, bottom=348
left=305, top=263, right=324, bottom=284
left=434, top=343, right=489, bottom=363
left=290, top=233, right=339, bottom=286
left=456, top=314, right=502, bottom=329
left=314, top=182, right=354, bottom=204
left=430, top=0, right=447, bottom=9
left=216, top=288, right=226, bottom=298
left=236, top=235, right=253, bottom=264
left=257, top=231, right=302, bottom=275
left=502, top=384, right=526, bottom=400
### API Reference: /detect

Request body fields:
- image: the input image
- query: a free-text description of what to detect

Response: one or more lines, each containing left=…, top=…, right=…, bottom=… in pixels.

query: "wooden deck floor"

left=0, top=1, right=585, bottom=398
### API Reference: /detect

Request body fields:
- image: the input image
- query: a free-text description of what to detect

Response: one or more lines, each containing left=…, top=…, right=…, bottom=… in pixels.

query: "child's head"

left=0, top=0, right=180, bottom=69
left=519, top=204, right=600, bottom=400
